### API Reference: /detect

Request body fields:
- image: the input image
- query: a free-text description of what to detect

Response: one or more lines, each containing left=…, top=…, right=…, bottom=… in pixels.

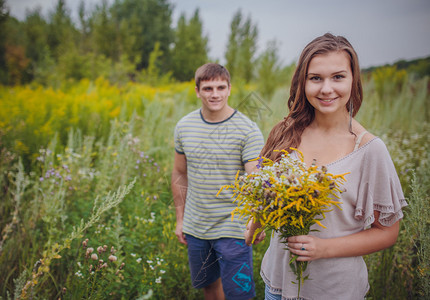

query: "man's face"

left=196, top=78, right=231, bottom=115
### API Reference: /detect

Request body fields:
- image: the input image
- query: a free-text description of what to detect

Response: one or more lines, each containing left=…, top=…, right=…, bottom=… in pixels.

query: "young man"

left=172, top=63, right=264, bottom=299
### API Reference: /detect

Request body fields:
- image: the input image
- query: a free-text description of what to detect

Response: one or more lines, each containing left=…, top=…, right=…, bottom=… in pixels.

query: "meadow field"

left=0, top=68, right=429, bottom=299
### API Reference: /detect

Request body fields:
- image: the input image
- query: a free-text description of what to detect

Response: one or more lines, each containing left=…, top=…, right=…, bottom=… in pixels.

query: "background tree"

left=2, top=9, right=29, bottom=85
left=110, top=0, right=174, bottom=72
left=45, top=0, right=90, bottom=83
left=77, top=1, right=90, bottom=53
left=22, top=8, right=50, bottom=82
left=46, top=0, right=78, bottom=60
left=0, top=0, right=9, bottom=83
left=225, top=10, right=241, bottom=81
left=91, top=0, right=119, bottom=61
left=171, top=9, right=208, bottom=81
left=256, top=40, right=282, bottom=100
left=236, top=16, right=257, bottom=83
left=225, top=10, right=258, bottom=83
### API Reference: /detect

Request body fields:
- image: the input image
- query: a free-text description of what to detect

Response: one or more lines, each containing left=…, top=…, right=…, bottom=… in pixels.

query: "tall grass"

left=359, top=68, right=429, bottom=133
left=0, top=71, right=429, bottom=299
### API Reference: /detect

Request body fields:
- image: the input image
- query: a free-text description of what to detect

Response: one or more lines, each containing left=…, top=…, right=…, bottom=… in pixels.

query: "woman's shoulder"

left=352, top=120, right=375, bottom=148
left=358, top=136, right=394, bottom=167
left=359, top=131, right=376, bottom=147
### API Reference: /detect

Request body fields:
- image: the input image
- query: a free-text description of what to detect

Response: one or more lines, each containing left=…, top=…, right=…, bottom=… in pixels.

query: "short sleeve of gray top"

left=261, top=137, right=407, bottom=300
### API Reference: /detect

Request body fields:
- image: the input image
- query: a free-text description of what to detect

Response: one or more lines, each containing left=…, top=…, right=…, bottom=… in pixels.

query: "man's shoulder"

left=231, top=110, right=261, bottom=132
left=176, top=109, right=201, bottom=127
left=233, top=110, right=255, bottom=123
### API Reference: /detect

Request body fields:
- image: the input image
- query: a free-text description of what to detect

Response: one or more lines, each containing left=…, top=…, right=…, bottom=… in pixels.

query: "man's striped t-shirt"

left=174, top=109, right=264, bottom=240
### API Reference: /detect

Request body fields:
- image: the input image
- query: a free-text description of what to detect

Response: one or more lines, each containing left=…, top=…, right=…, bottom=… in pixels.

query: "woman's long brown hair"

left=260, top=33, right=363, bottom=161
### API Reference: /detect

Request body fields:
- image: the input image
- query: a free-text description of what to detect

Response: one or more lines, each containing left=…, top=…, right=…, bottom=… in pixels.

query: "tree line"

left=0, top=0, right=285, bottom=93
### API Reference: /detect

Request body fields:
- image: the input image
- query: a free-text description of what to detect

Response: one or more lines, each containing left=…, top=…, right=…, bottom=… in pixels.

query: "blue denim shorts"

left=185, top=234, right=256, bottom=299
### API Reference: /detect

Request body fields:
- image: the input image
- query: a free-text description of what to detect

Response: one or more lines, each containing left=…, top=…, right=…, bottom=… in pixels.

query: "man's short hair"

left=195, top=63, right=231, bottom=90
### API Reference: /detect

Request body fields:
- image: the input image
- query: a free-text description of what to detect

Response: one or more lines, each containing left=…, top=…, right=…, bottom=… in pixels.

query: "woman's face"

left=304, top=51, right=353, bottom=117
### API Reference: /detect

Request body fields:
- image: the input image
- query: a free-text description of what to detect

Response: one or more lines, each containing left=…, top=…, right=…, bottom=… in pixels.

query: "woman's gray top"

left=261, top=137, right=407, bottom=300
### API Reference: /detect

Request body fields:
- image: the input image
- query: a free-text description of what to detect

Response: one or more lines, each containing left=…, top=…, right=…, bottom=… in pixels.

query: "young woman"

left=245, top=33, right=407, bottom=299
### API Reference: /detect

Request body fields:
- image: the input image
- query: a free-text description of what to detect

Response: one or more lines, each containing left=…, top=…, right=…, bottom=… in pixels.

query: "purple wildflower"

left=264, top=180, right=272, bottom=187
left=256, top=157, right=264, bottom=169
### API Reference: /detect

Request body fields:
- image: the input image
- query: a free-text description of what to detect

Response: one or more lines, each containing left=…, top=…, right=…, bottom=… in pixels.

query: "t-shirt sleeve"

left=242, top=123, right=265, bottom=163
left=174, top=123, right=184, bottom=154
left=355, top=138, right=407, bottom=227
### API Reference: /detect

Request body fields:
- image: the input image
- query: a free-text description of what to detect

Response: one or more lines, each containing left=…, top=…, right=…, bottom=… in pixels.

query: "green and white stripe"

left=175, top=109, right=264, bottom=239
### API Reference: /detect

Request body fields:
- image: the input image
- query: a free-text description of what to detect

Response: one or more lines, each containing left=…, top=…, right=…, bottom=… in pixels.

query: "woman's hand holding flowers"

left=287, top=235, right=327, bottom=262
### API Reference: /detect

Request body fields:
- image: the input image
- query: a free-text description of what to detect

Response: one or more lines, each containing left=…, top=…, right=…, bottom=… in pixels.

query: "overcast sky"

left=7, top=0, right=430, bottom=68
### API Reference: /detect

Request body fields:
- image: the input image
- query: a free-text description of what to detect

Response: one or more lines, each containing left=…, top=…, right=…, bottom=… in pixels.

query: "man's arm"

left=171, top=152, right=188, bottom=245
left=244, top=160, right=258, bottom=174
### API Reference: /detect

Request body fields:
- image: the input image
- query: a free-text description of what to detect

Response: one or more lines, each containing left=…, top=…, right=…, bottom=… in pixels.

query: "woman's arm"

left=287, top=211, right=400, bottom=261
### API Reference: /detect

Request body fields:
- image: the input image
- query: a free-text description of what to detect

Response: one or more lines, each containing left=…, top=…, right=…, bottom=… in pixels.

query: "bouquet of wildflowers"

left=217, top=149, right=348, bottom=298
